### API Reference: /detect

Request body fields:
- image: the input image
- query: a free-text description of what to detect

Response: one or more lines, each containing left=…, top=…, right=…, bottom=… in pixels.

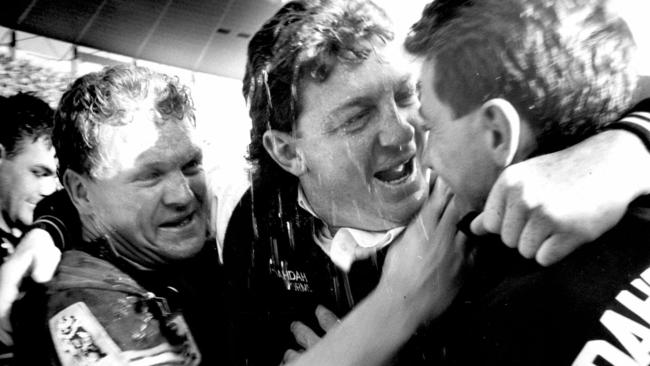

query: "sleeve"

left=44, top=288, right=201, bottom=366
left=29, top=190, right=80, bottom=251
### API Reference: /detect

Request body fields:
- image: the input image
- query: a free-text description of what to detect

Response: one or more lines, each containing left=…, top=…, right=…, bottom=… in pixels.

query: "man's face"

left=82, top=114, right=207, bottom=266
left=295, top=44, right=429, bottom=231
left=0, top=136, right=57, bottom=232
left=417, top=60, right=496, bottom=213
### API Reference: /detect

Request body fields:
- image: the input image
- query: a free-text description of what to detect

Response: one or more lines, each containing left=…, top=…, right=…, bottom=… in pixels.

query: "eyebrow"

left=325, top=74, right=415, bottom=127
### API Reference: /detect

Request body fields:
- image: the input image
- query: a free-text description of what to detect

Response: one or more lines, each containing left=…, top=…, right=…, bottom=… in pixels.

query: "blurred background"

left=1, top=0, right=649, bottom=203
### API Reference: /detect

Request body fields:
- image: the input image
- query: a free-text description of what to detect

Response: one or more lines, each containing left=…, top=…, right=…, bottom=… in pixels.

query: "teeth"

left=163, top=215, right=193, bottom=228
left=375, top=159, right=412, bottom=183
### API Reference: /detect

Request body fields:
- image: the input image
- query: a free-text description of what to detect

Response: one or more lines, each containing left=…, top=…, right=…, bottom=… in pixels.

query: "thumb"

left=470, top=213, right=490, bottom=236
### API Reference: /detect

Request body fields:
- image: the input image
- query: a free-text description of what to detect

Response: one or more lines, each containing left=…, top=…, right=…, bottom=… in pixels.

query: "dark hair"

left=405, top=0, right=636, bottom=153
left=53, top=65, right=195, bottom=182
left=243, top=0, right=393, bottom=192
left=0, top=93, right=54, bottom=157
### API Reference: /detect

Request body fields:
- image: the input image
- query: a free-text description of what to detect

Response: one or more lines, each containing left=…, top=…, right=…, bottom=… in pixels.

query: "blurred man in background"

left=0, top=92, right=56, bottom=363
left=0, top=93, right=56, bottom=261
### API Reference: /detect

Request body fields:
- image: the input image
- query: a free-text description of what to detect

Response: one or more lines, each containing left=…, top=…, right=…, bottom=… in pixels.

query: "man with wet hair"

left=226, top=0, right=650, bottom=364
left=227, top=1, right=444, bottom=363
left=11, top=65, right=224, bottom=366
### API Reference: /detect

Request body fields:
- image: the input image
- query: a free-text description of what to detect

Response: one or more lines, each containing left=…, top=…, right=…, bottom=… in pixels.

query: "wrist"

left=600, top=129, right=650, bottom=196
left=372, top=279, right=429, bottom=334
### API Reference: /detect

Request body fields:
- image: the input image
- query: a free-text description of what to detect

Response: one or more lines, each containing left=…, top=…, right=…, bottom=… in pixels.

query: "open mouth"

left=374, top=157, right=415, bottom=185
left=159, top=212, right=195, bottom=229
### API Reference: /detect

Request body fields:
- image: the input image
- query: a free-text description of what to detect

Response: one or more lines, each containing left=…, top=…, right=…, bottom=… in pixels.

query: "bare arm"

left=472, top=101, right=650, bottom=265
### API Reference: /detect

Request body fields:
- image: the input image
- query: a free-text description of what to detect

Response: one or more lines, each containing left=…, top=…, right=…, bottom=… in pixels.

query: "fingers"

left=516, top=214, right=552, bottom=259
left=499, top=197, right=528, bottom=249
left=475, top=176, right=508, bottom=235
left=535, top=233, right=580, bottom=266
left=290, top=321, right=321, bottom=350
left=469, top=212, right=489, bottom=236
left=282, top=349, right=302, bottom=365
left=424, top=177, right=453, bottom=223
left=315, top=305, right=339, bottom=333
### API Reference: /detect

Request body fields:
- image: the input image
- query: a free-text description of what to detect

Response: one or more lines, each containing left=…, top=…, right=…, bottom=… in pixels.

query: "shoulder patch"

left=49, top=302, right=128, bottom=366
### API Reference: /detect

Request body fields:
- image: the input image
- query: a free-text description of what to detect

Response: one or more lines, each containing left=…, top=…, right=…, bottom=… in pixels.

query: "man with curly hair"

left=11, top=65, right=225, bottom=366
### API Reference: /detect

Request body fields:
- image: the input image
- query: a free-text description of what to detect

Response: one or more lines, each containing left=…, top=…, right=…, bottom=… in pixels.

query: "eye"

left=395, top=86, right=418, bottom=108
left=31, top=168, right=52, bottom=178
left=341, top=108, right=373, bottom=133
left=136, top=169, right=163, bottom=183
left=182, top=158, right=203, bottom=176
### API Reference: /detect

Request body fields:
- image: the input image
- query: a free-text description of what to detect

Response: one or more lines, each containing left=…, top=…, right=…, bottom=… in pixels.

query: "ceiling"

left=0, top=0, right=285, bottom=80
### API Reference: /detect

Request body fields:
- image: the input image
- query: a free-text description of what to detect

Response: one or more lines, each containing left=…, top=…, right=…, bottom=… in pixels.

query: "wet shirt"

left=12, top=243, right=225, bottom=366
left=223, top=185, right=438, bottom=366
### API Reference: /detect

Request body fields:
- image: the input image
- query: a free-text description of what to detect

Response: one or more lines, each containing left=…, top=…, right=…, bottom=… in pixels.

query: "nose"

left=378, top=102, right=415, bottom=148
left=162, top=171, right=195, bottom=209
left=40, top=176, right=57, bottom=197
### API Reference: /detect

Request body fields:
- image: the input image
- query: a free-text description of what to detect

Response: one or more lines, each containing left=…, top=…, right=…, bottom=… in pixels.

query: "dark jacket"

left=222, top=184, right=435, bottom=366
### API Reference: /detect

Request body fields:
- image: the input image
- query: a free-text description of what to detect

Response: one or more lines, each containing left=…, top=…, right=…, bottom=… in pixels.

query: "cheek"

left=188, top=175, right=208, bottom=203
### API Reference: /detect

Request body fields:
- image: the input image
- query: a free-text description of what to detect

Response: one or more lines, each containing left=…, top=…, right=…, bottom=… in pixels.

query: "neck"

left=0, top=213, right=19, bottom=237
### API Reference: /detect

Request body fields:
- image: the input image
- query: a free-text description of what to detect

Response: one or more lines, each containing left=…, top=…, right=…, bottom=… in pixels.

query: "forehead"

left=11, top=135, right=55, bottom=162
left=298, top=44, right=416, bottom=125
left=96, top=114, right=199, bottom=178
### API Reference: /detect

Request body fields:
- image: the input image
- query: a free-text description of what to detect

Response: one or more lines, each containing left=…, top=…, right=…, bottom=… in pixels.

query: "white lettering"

left=573, top=340, right=637, bottom=366
left=601, top=310, right=650, bottom=364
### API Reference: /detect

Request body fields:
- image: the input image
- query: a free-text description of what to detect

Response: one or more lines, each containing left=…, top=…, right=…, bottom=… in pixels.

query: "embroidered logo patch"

left=49, top=302, right=128, bottom=365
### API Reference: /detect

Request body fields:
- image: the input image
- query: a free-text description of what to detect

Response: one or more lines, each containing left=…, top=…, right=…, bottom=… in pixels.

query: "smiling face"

left=0, top=136, right=57, bottom=232
left=295, top=45, right=429, bottom=231
left=80, top=115, right=207, bottom=267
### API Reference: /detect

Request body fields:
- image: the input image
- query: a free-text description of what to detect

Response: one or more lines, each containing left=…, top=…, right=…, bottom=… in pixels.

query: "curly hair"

left=53, top=65, right=195, bottom=181
left=0, top=93, right=54, bottom=157
left=405, top=0, right=637, bottom=154
left=243, top=0, right=393, bottom=193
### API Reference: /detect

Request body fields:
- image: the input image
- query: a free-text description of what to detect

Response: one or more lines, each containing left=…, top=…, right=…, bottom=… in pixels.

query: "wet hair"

left=405, top=0, right=636, bottom=153
left=53, top=65, right=195, bottom=182
left=0, top=93, right=54, bottom=157
left=243, top=0, right=393, bottom=191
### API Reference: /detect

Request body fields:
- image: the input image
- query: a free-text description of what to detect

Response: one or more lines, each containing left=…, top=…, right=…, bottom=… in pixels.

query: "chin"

left=167, top=238, right=205, bottom=260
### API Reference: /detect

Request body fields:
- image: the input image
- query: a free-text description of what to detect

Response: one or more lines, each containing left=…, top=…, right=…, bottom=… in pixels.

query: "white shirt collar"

left=297, top=186, right=404, bottom=272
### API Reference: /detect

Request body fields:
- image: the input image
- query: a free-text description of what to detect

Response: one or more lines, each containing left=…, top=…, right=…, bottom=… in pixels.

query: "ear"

left=262, top=130, right=306, bottom=176
left=62, top=169, right=93, bottom=214
left=0, top=144, right=6, bottom=164
left=477, top=98, right=521, bottom=168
